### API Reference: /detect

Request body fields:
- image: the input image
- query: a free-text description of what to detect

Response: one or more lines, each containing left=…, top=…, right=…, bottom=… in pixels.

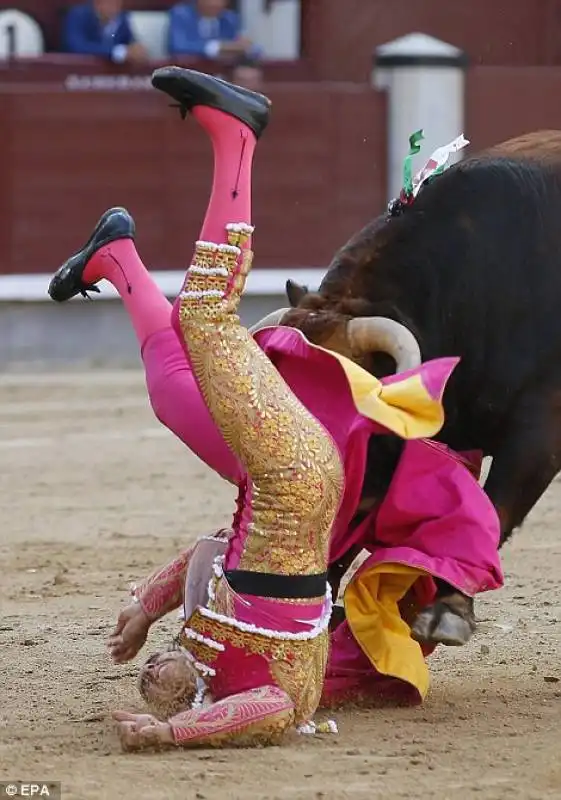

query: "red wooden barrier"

left=0, top=82, right=386, bottom=274
left=0, top=54, right=314, bottom=84
left=302, top=0, right=561, bottom=80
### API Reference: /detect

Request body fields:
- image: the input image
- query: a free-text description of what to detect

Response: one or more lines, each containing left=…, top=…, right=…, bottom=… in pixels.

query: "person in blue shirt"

left=63, top=0, right=149, bottom=64
left=168, top=0, right=262, bottom=60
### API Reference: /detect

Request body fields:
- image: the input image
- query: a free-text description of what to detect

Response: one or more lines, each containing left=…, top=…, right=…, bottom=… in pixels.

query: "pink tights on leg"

left=79, top=236, right=242, bottom=484
left=82, top=239, right=172, bottom=346
left=171, top=106, right=256, bottom=333
left=75, top=105, right=256, bottom=483
left=142, top=329, right=243, bottom=483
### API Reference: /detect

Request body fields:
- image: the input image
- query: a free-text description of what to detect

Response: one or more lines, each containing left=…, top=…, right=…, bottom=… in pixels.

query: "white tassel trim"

left=216, top=243, right=241, bottom=255
left=195, top=240, right=218, bottom=250
left=192, top=661, right=215, bottom=677
left=197, top=534, right=231, bottom=544
left=226, top=222, right=254, bottom=234
left=180, top=289, right=224, bottom=300
left=180, top=646, right=217, bottom=678
left=188, top=265, right=230, bottom=277
left=194, top=605, right=332, bottom=641
left=296, top=719, right=338, bottom=735
left=212, top=555, right=225, bottom=576
left=198, top=559, right=333, bottom=642
left=183, top=627, right=226, bottom=652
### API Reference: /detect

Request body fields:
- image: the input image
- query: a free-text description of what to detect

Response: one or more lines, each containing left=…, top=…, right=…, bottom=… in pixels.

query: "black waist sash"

left=224, top=569, right=328, bottom=599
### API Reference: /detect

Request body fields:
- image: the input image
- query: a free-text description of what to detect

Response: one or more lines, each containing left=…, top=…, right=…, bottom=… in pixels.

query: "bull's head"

left=250, top=279, right=421, bottom=375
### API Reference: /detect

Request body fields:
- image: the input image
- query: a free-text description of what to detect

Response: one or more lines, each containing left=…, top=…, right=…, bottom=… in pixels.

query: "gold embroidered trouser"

left=174, top=225, right=343, bottom=577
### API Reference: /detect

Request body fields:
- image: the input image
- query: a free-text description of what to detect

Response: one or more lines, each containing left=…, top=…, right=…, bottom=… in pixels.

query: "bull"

left=252, top=130, right=561, bottom=646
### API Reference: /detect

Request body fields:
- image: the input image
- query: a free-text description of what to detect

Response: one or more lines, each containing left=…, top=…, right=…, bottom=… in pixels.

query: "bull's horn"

left=248, top=307, right=291, bottom=334
left=347, top=317, right=421, bottom=373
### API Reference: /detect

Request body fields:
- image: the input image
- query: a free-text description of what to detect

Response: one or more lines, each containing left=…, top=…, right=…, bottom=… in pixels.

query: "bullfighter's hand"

left=112, top=711, right=174, bottom=750
left=108, top=602, right=151, bottom=664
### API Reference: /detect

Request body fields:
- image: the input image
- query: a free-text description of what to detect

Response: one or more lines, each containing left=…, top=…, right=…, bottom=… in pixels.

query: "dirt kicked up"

left=0, top=369, right=560, bottom=800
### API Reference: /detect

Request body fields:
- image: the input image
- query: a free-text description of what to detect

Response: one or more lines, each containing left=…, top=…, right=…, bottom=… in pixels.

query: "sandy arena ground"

left=1, top=369, right=560, bottom=800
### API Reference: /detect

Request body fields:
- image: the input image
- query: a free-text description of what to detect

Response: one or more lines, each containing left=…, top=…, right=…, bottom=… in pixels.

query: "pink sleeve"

left=142, top=329, right=244, bottom=485
left=136, top=548, right=193, bottom=621
left=371, top=439, right=503, bottom=596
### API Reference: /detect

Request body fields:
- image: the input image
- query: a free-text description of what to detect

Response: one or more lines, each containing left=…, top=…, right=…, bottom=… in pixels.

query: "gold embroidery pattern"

left=178, top=225, right=344, bottom=576
left=181, top=607, right=328, bottom=724
left=269, top=633, right=328, bottom=723
left=174, top=707, right=294, bottom=748
left=170, top=685, right=295, bottom=747
left=179, top=635, right=220, bottom=667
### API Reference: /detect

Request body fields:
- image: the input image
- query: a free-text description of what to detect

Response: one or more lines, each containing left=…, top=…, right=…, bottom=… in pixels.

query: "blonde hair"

left=138, top=642, right=198, bottom=718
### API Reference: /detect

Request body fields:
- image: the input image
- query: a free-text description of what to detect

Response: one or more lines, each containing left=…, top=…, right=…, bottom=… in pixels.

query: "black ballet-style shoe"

left=48, top=207, right=135, bottom=302
left=151, top=66, right=271, bottom=140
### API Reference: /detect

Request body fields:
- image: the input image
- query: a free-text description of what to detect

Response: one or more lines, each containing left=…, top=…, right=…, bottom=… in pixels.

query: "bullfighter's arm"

left=135, top=527, right=233, bottom=621
left=107, top=549, right=195, bottom=664
left=108, top=529, right=232, bottom=663
left=135, top=548, right=193, bottom=622
left=114, top=687, right=295, bottom=750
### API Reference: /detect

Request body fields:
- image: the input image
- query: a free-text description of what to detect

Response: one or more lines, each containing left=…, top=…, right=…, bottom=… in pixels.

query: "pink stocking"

left=81, top=239, right=172, bottom=347
left=142, top=329, right=243, bottom=484
left=172, top=106, right=256, bottom=335
left=195, top=106, right=255, bottom=242
left=78, top=234, right=243, bottom=484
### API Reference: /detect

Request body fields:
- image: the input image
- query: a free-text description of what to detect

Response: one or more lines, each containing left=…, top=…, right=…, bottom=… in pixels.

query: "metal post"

left=373, top=33, right=468, bottom=202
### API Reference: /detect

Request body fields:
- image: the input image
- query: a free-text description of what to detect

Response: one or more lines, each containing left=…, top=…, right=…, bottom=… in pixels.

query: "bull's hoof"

left=411, top=600, right=476, bottom=647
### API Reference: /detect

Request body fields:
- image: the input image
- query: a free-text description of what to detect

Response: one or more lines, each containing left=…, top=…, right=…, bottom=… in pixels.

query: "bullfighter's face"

left=138, top=648, right=198, bottom=716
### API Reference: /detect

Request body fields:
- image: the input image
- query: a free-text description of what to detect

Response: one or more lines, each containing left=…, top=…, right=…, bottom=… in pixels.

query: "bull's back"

left=483, top=130, right=561, bottom=164
left=365, top=152, right=561, bottom=446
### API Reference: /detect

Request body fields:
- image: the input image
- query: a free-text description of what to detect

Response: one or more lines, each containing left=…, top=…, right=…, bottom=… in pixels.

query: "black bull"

left=278, top=131, right=561, bottom=643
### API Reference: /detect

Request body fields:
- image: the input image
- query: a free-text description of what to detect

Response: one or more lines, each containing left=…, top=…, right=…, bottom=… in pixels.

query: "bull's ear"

left=286, top=279, right=308, bottom=307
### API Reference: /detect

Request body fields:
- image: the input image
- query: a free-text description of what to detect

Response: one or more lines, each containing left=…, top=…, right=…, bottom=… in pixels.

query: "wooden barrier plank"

left=0, top=83, right=385, bottom=274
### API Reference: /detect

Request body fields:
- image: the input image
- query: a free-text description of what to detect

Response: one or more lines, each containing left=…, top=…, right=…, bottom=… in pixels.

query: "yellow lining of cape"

left=344, top=562, right=430, bottom=700
left=259, top=325, right=447, bottom=439
left=320, top=348, right=445, bottom=439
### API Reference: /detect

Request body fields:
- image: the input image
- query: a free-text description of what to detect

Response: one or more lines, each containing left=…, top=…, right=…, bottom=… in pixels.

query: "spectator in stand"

left=63, top=0, right=149, bottom=64
left=168, top=0, right=262, bottom=60
left=230, top=54, right=264, bottom=91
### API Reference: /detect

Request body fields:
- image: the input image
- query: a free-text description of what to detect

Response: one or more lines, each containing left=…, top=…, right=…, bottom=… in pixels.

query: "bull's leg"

left=483, top=390, right=561, bottom=545
left=411, top=580, right=476, bottom=647
left=401, top=438, right=502, bottom=648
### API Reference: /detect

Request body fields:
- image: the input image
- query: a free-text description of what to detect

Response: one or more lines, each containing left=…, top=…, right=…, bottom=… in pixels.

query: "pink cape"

left=255, top=327, right=501, bottom=583
left=143, top=324, right=503, bottom=705
left=144, top=324, right=502, bottom=592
